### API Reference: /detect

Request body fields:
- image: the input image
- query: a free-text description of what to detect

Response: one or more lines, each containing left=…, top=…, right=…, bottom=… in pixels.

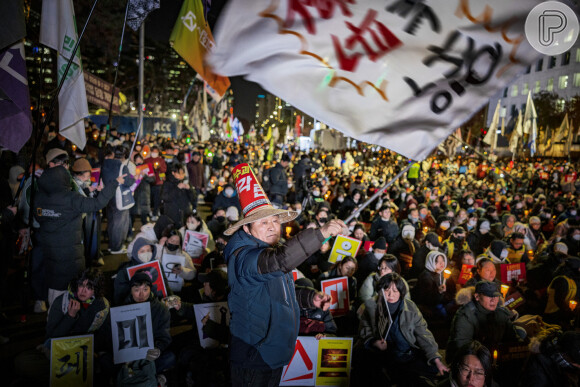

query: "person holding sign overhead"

left=223, top=163, right=344, bottom=387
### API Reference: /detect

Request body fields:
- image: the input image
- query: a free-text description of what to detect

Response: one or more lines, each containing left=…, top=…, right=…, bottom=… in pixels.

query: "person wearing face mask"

left=410, top=232, right=443, bottom=279
left=467, top=219, right=494, bottom=256
left=144, top=145, right=167, bottom=220
left=354, top=273, right=448, bottom=386
left=369, top=204, right=399, bottom=244
left=212, top=183, right=242, bottom=214
left=179, top=213, right=215, bottom=252
left=506, top=231, right=530, bottom=264
left=442, top=226, right=470, bottom=266
left=388, top=221, right=420, bottom=276
left=186, top=151, right=206, bottom=197
left=465, top=213, right=478, bottom=232
left=314, top=208, right=330, bottom=228
left=160, top=228, right=196, bottom=295
left=436, top=215, right=453, bottom=240
left=412, top=251, right=456, bottom=321
left=114, top=237, right=174, bottom=305
left=339, top=189, right=363, bottom=219
left=160, top=163, right=195, bottom=229
left=418, top=203, right=437, bottom=230
left=563, top=223, right=580, bottom=257
left=356, top=237, right=388, bottom=288
left=483, top=240, right=509, bottom=264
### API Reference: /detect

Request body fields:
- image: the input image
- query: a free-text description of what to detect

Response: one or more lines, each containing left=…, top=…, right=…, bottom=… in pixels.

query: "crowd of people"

left=0, top=120, right=579, bottom=386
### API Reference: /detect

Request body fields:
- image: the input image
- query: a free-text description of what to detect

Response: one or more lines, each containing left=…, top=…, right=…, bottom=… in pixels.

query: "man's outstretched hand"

left=320, top=219, right=347, bottom=240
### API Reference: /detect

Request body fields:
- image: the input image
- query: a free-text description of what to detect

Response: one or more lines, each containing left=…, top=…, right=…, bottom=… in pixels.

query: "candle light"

left=570, top=300, right=578, bottom=311
left=72, top=144, right=77, bottom=151
left=423, top=226, right=429, bottom=234
left=524, top=210, right=529, bottom=217
left=443, top=269, right=451, bottom=279
left=286, top=226, right=292, bottom=237
left=493, top=350, right=498, bottom=367
left=528, top=250, right=534, bottom=261
left=500, top=284, right=509, bottom=298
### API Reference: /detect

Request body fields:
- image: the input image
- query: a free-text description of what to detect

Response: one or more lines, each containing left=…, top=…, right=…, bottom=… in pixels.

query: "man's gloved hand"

left=146, top=348, right=161, bottom=361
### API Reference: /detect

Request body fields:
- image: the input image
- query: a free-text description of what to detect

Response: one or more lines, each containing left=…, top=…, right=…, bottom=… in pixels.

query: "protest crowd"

left=0, top=121, right=579, bottom=387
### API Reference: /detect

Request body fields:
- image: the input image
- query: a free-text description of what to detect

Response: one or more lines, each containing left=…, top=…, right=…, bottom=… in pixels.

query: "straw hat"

left=223, top=163, right=298, bottom=236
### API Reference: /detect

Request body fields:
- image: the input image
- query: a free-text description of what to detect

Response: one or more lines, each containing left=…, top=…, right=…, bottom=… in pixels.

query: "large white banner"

left=193, top=302, right=230, bottom=349
left=209, top=0, right=542, bottom=160
left=110, top=303, right=154, bottom=364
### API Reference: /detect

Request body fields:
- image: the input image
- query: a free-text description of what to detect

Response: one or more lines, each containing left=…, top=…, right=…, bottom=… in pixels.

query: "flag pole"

left=451, top=134, right=516, bottom=181
left=107, top=0, right=130, bottom=128
left=345, top=163, right=413, bottom=223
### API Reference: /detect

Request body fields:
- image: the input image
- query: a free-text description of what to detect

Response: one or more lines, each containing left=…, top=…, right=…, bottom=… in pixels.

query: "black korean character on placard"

left=56, top=345, right=89, bottom=381
left=116, top=314, right=150, bottom=349
left=386, top=0, right=441, bottom=35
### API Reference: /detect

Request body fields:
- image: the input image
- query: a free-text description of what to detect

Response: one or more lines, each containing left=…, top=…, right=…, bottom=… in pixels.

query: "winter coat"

left=35, top=166, right=118, bottom=290
left=369, top=217, right=399, bottom=244
left=212, top=185, right=242, bottom=214
left=143, top=156, right=167, bottom=186
left=186, top=160, right=206, bottom=191
left=132, top=171, right=154, bottom=216
left=224, top=228, right=324, bottom=369
left=267, top=163, right=289, bottom=197
left=161, top=174, right=195, bottom=228
left=358, top=296, right=441, bottom=364
left=100, top=158, right=136, bottom=200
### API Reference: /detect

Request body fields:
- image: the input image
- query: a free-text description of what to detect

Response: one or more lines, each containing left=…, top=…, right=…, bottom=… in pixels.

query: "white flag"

left=554, top=113, right=569, bottom=143
left=209, top=0, right=541, bottom=160
left=566, top=119, right=574, bottom=155
left=40, top=0, right=88, bottom=149
left=510, top=109, right=522, bottom=155
left=483, top=100, right=500, bottom=152
left=522, top=91, right=535, bottom=135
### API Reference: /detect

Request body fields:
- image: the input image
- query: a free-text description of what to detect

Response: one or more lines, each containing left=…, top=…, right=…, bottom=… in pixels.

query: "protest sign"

left=280, top=336, right=319, bottom=386
left=362, top=241, right=375, bottom=253
left=458, top=264, right=474, bottom=285
left=90, top=168, right=100, bottom=185
left=316, top=338, right=353, bottom=386
left=127, top=260, right=167, bottom=298
left=193, top=302, right=230, bottom=349
left=504, top=291, right=525, bottom=310
left=500, top=262, right=526, bottom=284
left=161, top=253, right=186, bottom=292
left=110, top=303, right=154, bottom=364
left=183, top=230, right=209, bottom=265
left=320, top=277, right=350, bottom=317
left=328, top=235, right=361, bottom=264
left=292, top=269, right=299, bottom=282
left=50, top=334, right=93, bottom=387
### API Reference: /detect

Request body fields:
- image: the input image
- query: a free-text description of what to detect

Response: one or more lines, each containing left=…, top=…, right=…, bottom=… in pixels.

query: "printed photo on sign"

left=328, top=235, right=361, bottom=264
left=127, top=261, right=167, bottom=298
left=193, top=302, right=230, bottom=349
left=161, top=253, right=185, bottom=292
left=110, top=303, right=154, bottom=364
left=316, top=338, right=353, bottom=386
left=183, top=230, right=209, bottom=264
left=280, top=336, right=318, bottom=386
left=500, top=263, right=526, bottom=284
left=320, top=277, right=350, bottom=317
left=50, top=334, right=93, bottom=387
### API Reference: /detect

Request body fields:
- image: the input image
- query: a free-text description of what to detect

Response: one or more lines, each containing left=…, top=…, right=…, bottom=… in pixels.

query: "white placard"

left=161, top=253, right=186, bottom=292
left=192, top=302, right=230, bottom=349
left=280, top=336, right=319, bottom=386
left=110, top=303, right=154, bottom=364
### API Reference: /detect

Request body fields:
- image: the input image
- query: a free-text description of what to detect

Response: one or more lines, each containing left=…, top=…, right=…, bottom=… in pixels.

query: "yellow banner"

left=50, top=334, right=93, bottom=387
left=316, top=338, right=353, bottom=386
left=170, top=0, right=230, bottom=97
left=328, top=235, right=361, bottom=264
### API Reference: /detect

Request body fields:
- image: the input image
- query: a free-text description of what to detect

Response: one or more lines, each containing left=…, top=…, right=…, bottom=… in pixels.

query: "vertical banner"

left=320, top=277, right=350, bottom=317
left=110, top=303, right=154, bottom=364
left=127, top=261, right=167, bottom=298
left=50, top=335, right=93, bottom=387
left=280, top=336, right=319, bottom=386
left=328, top=235, right=361, bottom=264
left=316, top=338, right=353, bottom=386
left=161, top=253, right=186, bottom=292
left=500, top=263, right=526, bottom=284
left=193, top=302, right=230, bottom=349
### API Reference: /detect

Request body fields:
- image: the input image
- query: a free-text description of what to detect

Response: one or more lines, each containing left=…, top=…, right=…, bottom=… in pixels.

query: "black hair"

left=377, top=255, right=401, bottom=274
left=377, top=273, right=407, bottom=299
left=510, top=232, right=525, bottom=240
left=71, top=268, right=104, bottom=297
left=450, top=341, right=493, bottom=387
left=472, top=258, right=494, bottom=275
left=162, top=228, right=183, bottom=246
left=171, top=163, right=185, bottom=174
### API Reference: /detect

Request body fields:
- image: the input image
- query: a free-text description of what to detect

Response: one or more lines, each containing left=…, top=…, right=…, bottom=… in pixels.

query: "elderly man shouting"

left=223, top=163, right=345, bottom=386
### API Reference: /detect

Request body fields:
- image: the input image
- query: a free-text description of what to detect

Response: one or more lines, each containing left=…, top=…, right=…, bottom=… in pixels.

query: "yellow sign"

left=50, top=334, right=93, bottom=387
left=316, top=338, right=353, bottom=386
left=328, top=235, right=361, bottom=264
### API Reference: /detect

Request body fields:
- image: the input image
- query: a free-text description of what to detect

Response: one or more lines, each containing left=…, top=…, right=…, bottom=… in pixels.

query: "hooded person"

left=222, top=163, right=344, bottom=384
left=543, top=257, right=580, bottom=329
left=485, top=240, right=509, bottom=264
left=467, top=218, right=494, bottom=256
left=442, top=226, right=470, bottom=266
left=127, top=215, right=175, bottom=260
left=412, top=251, right=456, bottom=320
left=410, top=232, right=442, bottom=279
left=113, top=237, right=172, bottom=305
left=8, top=165, right=25, bottom=199
left=212, top=183, right=242, bottom=214
left=356, top=237, right=387, bottom=287
left=388, top=221, right=420, bottom=275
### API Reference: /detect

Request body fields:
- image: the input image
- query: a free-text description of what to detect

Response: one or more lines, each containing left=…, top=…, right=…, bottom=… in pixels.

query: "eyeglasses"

left=458, top=364, right=485, bottom=380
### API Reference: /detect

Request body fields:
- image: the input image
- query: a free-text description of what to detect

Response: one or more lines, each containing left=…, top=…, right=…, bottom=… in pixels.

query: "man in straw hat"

left=224, top=163, right=345, bottom=385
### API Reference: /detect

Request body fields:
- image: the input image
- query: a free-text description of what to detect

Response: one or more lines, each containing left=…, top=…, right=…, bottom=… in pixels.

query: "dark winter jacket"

left=212, top=185, right=242, bottom=214
left=161, top=173, right=195, bottom=228
left=225, top=228, right=325, bottom=369
left=35, top=166, right=118, bottom=290
left=369, top=217, right=399, bottom=244
left=267, top=163, right=289, bottom=197
left=100, top=158, right=135, bottom=196
left=186, top=159, right=206, bottom=191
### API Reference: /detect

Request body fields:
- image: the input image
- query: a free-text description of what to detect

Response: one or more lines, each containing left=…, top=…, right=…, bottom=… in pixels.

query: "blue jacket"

left=225, top=228, right=324, bottom=369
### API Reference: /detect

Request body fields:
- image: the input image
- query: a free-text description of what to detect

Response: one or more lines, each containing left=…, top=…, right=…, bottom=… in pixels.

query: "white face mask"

left=574, top=234, right=580, bottom=241
left=224, top=188, right=234, bottom=197
left=468, top=219, right=477, bottom=227
left=338, top=197, right=344, bottom=203
left=402, top=228, right=415, bottom=240
left=571, top=210, right=577, bottom=216
left=313, top=190, right=320, bottom=196
left=295, top=209, right=302, bottom=215
left=374, top=252, right=384, bottom=259
left=440, top=221, right=450, bottom=230
left=467, top=199, right=474, bottom=205
left=500, top=249, right=508, bottom=259
left=186, top=222, right=196, bottom=231
left=139, top=252, right=153, bottom=263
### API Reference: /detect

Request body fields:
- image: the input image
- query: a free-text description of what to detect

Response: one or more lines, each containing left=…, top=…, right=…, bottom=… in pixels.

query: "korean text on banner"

left=110, top=303, right=154, bottom=364
left=328, top=235, right=361, bottom=264
left=280, top=336, right=319, bottom=386
left=209, top=0, right=541, bottom=160
left=161, top=253, right=185, bottom=292
left=500, top=262, right=526, bottom=284
left=127, top=260, right=168, bottom=298
left=193, top=302, right=230, bottom=349
left=40, top=0, right=88, bottom=149
left=458, top=264, right=474, bottom=285
left=316, top=338, right=353, bottom=386
left=320, top=277, right=350, bottom=317
left=170, top=0, right=230, bottom=97
left=50, top=334, right=93, bottom=387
